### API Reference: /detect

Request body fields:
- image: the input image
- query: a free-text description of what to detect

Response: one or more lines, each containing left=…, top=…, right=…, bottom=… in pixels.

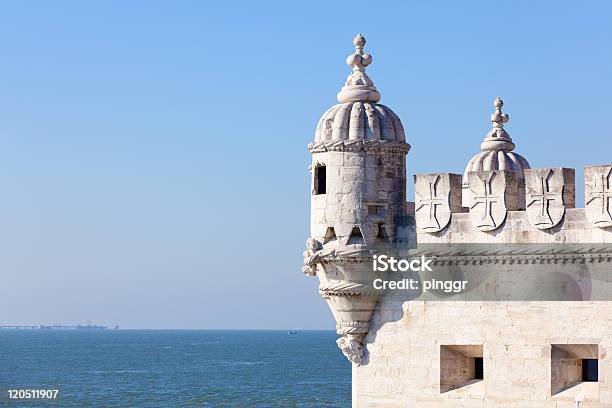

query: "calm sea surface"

left=0, top=330, right=351, bottom=407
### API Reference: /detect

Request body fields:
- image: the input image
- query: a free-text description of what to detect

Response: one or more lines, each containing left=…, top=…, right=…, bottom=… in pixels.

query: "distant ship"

left=76, top=324, right=107, bottom=330
left=288, top=330, right=298, bottom=334
left=2, top=324, right=109, bottom=330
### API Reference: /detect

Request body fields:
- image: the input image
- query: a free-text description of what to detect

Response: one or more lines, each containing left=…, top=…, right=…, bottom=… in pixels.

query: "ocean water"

left=0, top=330, right=351, bottom=407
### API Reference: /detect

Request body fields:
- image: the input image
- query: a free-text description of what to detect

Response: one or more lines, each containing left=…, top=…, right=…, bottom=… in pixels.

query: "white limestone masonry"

left=302, top=34, right=612, bottom=407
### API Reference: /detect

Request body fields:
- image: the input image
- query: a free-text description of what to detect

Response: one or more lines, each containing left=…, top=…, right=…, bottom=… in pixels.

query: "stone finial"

left=491, top=97, right=509, bottom=129
left=346, top=34, right=372, bottom=72
left=337, top=34, right=381, bottom=104
left=480, top=97, right=516, bottom=152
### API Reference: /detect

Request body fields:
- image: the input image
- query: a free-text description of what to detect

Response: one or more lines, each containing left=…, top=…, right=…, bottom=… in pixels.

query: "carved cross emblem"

left=525, top=169, right=564, bottom=229
left=416, top=175, right=444, bottom=228
left=415, top=174, right=452, bottom=233
left=472, top=176, right=499, bottom=228
left=468, top=171, right=507, bottom=231
left=586, top=166, right=612, bottom=227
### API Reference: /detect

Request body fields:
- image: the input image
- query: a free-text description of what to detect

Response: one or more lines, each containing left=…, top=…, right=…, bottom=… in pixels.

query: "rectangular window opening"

left=440, top=345, right=483, bottom=393
left=314, top=166, right=326, bottom=195
left=582, top=359, right=598, bottom=382
left=551, top=344, right=599, bottom=395
left=474, top=357, right=483, bottom=380
left=367, top=204, right=386, bottom=216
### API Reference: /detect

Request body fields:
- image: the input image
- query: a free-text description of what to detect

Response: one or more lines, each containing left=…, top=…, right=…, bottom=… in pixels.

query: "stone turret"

left=302, top=34, right=410, bottom=365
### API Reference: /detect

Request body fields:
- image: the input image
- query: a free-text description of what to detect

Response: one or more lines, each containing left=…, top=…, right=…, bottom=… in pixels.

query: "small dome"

left=464, top=150, right=530, bottom=180
left=462, top=97, right=530, bottom=207
left=315, top=102, right=405, bottom=142
left=313, top=34, right=406, bottom=144
left=463, top=97, right=530, bottom=183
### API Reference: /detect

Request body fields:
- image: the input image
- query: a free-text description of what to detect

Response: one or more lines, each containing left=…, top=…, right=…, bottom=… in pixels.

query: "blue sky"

left=0, top=1, right=610, bottom=328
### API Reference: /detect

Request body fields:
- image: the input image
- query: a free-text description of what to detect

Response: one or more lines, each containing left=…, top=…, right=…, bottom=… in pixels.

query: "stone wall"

left=352, top=164, right=612, bottom=407
left=354, top=301, right=611, bottom=407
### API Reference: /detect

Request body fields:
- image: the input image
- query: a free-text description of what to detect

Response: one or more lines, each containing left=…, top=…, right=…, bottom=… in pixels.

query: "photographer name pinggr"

left=372, top=277, right=467, bottom=293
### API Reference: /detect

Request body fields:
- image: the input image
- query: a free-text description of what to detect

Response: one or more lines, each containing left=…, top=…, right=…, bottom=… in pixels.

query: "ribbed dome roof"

left=464, top=150, right=529, bottom=180
left=315, top=102, right=405, bottom=142
left=463, top=97, right=530, bottom=184
left=313, top=34, right=406, bottom=144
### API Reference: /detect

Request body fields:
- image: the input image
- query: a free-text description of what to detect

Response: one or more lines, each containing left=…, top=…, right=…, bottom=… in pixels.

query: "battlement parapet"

left=414, top=164, right=612, bottom=243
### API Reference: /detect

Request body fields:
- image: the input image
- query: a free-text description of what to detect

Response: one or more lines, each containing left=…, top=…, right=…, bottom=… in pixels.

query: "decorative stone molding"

left=428, top=253, right=612, bottom=266
left=524, top=167, right=575, bottom=230
left=319, top=281, right=378, bottom=298
left=414, top=173, right=462, bottom=233
left=468, top=170, right=518, bottom=232
left=410, top=243, right=612, bottom=266
left=429, top=253, right=612, bottom=266
left=301, top=238, right=325, bottom=276
left=336, top=336, right=365, bottom=365
left=301, top=238, right=385, bottom=366
left=308, top=139, right=410, bottom=155
left=336, top=320, right=370, bottom=334
left=585, top=165, right=612, bottom=228
left=317, top=247, right=373, bottom=264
